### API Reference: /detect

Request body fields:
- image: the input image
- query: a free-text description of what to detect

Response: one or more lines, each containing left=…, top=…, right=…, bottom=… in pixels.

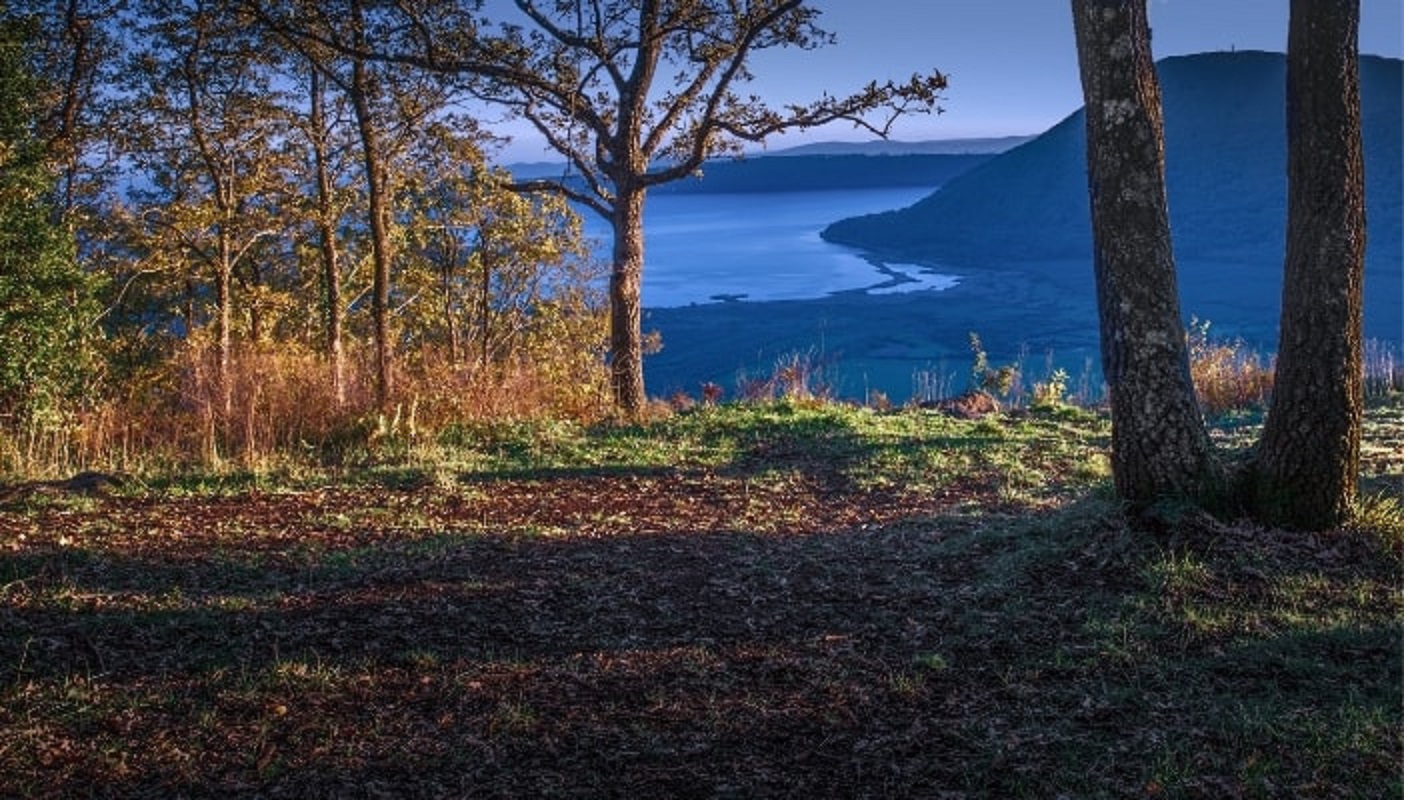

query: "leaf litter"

left=0, top=406, right=1399, bottom=798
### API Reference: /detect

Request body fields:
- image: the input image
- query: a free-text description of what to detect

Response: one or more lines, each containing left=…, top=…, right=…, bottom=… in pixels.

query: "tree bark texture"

left=1254, top=0, right=1365, bottom=530
left=181, top=21, right=234, bottom=423
left=349, top=0, right=393, bottom=413
left=609, top=187, right=647, bottom=417
left=216, top=230, right=233, bottom=420
left=1071, top=0, right=1215, bottom=506
left=309, top=63, right=346, bottom=407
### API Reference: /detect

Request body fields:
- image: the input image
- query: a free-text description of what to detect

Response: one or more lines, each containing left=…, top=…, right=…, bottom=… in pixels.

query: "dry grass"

left=1187, top=320, right=1402, bottom=419
left=2, top=320, right=1399, bottom=487
left=0, top=339, right=613, bottom=479
left=1187, top=320, right=1276, bottom=417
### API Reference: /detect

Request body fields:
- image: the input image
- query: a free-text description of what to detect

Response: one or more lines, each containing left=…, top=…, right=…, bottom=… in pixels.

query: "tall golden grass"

left=1186, top=320, right=1276, bottom=416
left=1, top=320, right=1398, bottom=479
left=0, top=334, right=612, bottom=477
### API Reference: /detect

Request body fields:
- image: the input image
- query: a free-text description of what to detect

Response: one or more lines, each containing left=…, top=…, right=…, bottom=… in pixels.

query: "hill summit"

left=822, top=51, right=1403, bottom=345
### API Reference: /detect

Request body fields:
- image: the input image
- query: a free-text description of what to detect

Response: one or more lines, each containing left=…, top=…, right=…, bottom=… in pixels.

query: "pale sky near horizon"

left=493, top=0, right=1404, bottom=162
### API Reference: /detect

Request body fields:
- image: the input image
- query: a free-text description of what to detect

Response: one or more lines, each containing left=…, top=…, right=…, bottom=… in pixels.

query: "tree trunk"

left=1070, top=0, right=1215, bottom=507
left=248, top=260, right=264, bottom=344
left=1253, top=0, right=1365, bottom=530
left=349, top=0, right=392, bottom=413
left=183, top=272, right=197, bottom=340
left=309, top=63, right=345, bottom=407
left=609, top=186, right=647, bottom=416
left=351, top=84, right=393, bottom=414
left=216, top=228, right=233, bottom=421
left=443, top=250, right=460, bottom=367
left=51, top=0, right=91, bottom=225
left=480, top=235, right=492, bottom=372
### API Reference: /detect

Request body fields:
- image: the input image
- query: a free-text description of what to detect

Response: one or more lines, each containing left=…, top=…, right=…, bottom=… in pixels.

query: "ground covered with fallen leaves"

left=1, top=402, right=1400, bottom=798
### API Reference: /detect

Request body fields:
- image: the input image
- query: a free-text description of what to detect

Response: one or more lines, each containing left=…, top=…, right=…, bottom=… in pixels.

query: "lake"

left=573, top=186, right=1103, bottom=401
left=570, top=181, right=1400, bottom=403
left=577, top=187, right=955, bottom=307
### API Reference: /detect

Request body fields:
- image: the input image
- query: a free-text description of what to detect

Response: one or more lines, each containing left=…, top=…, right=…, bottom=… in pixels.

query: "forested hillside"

left=766, top=135, right=1034, bottom=157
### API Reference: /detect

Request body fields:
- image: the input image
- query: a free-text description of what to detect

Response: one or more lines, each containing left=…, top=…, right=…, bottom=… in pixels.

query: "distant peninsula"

left=765, top=136, right=1036, bottom=157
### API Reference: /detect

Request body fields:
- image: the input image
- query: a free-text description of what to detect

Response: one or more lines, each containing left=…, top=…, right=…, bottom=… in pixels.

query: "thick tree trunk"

left=309, top=64, right=345, bottom=407
left=1071, top=0, right=1215, bottom=507
left=1254, top=0, right=1365, bottom=530
left=609, top=187, right=647, bottom=417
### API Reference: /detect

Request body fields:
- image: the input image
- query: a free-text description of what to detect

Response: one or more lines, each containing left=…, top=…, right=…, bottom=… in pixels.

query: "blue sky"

left=494, top=0, right=1404, bottom=162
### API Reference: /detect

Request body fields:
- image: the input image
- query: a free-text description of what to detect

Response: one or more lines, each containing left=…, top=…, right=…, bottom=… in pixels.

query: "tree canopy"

left=0, top=9, right=99, bottom=425
left=252, top=0, right=946, bottom=414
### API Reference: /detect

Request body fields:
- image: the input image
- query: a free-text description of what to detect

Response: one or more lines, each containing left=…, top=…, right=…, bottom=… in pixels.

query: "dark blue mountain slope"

left=823, top=51, right=1403, bottom=344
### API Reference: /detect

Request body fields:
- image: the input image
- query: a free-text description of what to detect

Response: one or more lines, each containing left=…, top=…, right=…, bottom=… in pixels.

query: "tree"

left=1253, top=0, right=1365, bottom=529
left=398, top=145, right=596, bottom=373
left=120, top=0, right=290, bottom=424
left=0, top=7, right=100, bottom=425
left=1069, top=0, right=1216, bottom=507
left=10, top=0, right=123, bottom=226
left=253, top=0, right=471, bottom=414
left=343, top=0, right=397, bottom=413
left=255, top=0, right=945, bottom=416
left=303, top=56, right=349, bottom=406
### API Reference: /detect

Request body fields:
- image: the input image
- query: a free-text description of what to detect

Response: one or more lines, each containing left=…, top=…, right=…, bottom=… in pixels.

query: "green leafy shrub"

left=0, top=15, right=101, bottom=432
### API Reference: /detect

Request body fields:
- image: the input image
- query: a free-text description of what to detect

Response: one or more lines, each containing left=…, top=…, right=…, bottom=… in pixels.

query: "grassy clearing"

left=1, top=400, right=1400, bottom=798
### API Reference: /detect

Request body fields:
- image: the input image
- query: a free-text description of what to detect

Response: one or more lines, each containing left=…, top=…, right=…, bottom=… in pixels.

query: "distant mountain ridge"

left=502, top=135, right=1030, bottom=179
left=822, top=51, right=1403, bottom=345
left=505, top=153, right=995, bottom=196
left=765, top=136, right=1035, bottom=157
left=651, top=153, right=992, bottom=194
left=500, top=136, right=1031, bottom=191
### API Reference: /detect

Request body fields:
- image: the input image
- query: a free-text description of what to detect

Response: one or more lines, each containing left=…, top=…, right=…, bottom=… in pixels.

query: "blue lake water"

left=577, top=188, right=955, bottom=308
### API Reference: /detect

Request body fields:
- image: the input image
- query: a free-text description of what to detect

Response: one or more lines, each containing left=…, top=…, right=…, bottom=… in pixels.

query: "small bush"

left=1363, top=339, right=1402, bottom=398
left=967, top=332, right=1019, bottom=398
left=700, top=382, right=724, bottom=406
left=737, top=349, right=836, bottom=403
left=1352, top=493, right=1404, bottom=560
left=1187, top=319, right=1274, bottom=417
left=1031, top=368, right=1070, bottom=409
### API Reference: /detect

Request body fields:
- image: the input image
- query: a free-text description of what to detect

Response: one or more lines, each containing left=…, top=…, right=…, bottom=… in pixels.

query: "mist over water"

left=578, top=188, right=958, bottom=308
